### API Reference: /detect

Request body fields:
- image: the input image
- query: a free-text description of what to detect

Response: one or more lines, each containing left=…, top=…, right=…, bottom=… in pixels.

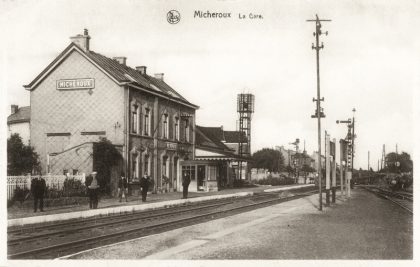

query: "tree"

left=385, top=152, right=413, bottom=173
left=285, top=165, right=294, bottom=176
left=251, top=148, right=285, bottom=172
left=93, top=137, right=123, bottom=194
left=7, top=133, right=40, bottom=175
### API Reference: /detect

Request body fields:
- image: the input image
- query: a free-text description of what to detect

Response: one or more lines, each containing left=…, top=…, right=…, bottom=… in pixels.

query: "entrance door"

left=197, top=165, right=205, bottom=191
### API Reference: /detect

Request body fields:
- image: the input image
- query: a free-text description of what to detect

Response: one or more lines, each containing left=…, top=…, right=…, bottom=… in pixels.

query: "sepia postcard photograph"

left=0, top=0, right=418, bottom=266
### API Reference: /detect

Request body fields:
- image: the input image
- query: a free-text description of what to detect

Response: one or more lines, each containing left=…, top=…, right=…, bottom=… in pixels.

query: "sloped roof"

left=224, top=130, right=247, bottom=143
left=24, top=42, right=197, bottom=108
left=195, top=126, right=250, bottom=161
left=7, top=106, right=30, bottom=124
left=196, top=126, right=231, bottom=152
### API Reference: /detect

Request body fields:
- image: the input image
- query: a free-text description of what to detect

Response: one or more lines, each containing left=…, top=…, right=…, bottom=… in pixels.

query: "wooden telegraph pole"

left=307, top=14, right=331, bottom=211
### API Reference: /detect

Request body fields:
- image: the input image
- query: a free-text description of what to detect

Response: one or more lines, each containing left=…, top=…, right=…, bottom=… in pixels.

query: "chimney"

left=113, top=57, right=127, bottom=66
left=70, top=28, right=91, bottom=52
left=11, top=105, right=18, bottom=114
left=136, top=66, right=147, bottom=75
left=154, top=73, right=164, bottom=81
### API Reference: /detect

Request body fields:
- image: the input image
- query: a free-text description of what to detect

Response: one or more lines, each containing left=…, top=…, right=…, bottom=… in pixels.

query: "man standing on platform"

left=182, top=173, right=191, bottom=199
left=85, top=171, right=100, bottom=209
left=31, top=173, right=46, bottom=212
left=140, top=173, right=151, bottom=202
left=118, top=172, right=128, bottom=202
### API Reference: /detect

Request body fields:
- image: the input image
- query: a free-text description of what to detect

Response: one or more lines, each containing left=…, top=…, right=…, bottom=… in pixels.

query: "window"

left=73, top=169, right=79, bottom=175
left=174, top=116, right=179, bottom=141
left=208, top=166, right=217, bottom=181
left=162, top=156, right=168, bottom=177
left=182, top=165, right=196, bottom=181
left=162, top=114, right=169, bottom=139
left=184, top=119, right=190, bottom=142
left=144, top=154, right=150, bottom=175
left=131, top=152, right=139, bottom=180
left=144, top=108, right=150, bottom=136
left=131, top=104, right=139, bottom=134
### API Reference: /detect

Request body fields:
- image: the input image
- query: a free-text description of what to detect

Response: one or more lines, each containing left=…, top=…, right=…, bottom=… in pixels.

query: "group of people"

left=117, top=172, right=151, bottom=202
left=30, top=170, right=192, bottom=212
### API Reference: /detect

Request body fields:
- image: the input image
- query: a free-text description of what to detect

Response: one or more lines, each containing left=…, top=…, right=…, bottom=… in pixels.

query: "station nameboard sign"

left=56, top=78, right=95, bottom=90
left=166, top=142, right=178, bottom=150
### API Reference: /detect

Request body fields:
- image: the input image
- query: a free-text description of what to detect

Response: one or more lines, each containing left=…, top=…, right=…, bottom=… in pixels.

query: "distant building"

left=24, top=30, right=198, bottom=194
left=276, top=146, right=295, bottom=166
left=7, top=105, right=31, bottom=145
left=311, top=151, right=326, bottom=171
left=180, top=125, right=249, bottom=192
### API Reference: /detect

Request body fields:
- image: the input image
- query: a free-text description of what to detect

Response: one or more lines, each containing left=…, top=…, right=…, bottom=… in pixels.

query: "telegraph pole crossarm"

left=307, top=14, right=331, bottom=211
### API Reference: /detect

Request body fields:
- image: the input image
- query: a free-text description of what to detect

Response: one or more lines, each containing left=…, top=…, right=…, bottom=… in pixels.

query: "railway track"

left=361, top=186, right=413, bottom=214
left=8, top=186, right=317, bottom=259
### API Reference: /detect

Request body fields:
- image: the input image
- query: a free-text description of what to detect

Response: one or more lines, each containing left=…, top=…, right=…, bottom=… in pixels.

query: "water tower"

left=237, top=93, right=255, bottom=179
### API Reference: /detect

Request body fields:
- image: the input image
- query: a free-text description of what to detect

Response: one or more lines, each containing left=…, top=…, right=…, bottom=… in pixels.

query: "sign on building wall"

left=166, top=142, right=178, bottom=150
left=56, top=78, right=95, bottom=90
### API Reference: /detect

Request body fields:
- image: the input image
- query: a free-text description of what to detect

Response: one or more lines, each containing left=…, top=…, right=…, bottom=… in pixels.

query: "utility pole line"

left=308, top=14, right=331, bottom=211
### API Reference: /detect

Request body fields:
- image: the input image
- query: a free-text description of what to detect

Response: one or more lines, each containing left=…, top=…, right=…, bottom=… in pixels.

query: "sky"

left=0, top=0, right=419, bottom=170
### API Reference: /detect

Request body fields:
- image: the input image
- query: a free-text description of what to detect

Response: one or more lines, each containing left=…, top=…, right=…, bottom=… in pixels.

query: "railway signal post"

left=336, top=117, right=353, bottom=198
left=307, top=14, right=331, bottom=211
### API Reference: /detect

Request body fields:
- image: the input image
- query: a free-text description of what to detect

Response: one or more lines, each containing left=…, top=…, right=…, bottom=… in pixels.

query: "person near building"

left=140, top=173, right=151, bottom=202
left=31, top=174, right=46, bottom=212
left=182, top=173, right=191, bottom=199
left=85, top=171, right=100, bottom=209
left=118, top=172, right=128, bottom=202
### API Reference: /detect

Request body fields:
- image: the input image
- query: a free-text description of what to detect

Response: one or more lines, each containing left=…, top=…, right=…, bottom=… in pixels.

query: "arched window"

left=144, top=154, right=150, bottom=175
left=184, top=118, right=190, bottom=142
left=131, top=152, right=139, bottom=180
left=162, top=155, right=168, bottom=177
left=174, top=116, right=179, bottom=141
left=131, top=103, right=139, bottom=134
left=144, top=108, right=151, bottom=136
left=162, top=113, right=169, bottom=139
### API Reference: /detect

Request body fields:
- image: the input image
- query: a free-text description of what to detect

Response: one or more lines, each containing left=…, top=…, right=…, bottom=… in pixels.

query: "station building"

left=24, top=30, right=198, bottom=194
left=181, top=125, right=249, bottom=192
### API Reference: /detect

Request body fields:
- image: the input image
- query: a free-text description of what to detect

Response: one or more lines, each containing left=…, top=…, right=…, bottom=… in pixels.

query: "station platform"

left=66, top=187, right=413, bottom=259
left=8, top=184, right=314, bottom=227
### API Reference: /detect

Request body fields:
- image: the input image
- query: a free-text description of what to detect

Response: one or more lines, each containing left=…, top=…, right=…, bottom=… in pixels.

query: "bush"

left=233, top=179, right=246, bottom=188
left=11, top=186, right=30, bottom=206
left=63, top=178, right=87, bottom=197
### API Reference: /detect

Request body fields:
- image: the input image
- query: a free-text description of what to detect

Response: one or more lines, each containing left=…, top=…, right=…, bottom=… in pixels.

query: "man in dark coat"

left=182, top=173, right=191, bottom=199
left=118, top=172, right=128, bottom=202
left=31, top=175, right=46, bottom=212
left=140, top=173, right=151, bottom=202
left=85, top=171, right=100, bottom=209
